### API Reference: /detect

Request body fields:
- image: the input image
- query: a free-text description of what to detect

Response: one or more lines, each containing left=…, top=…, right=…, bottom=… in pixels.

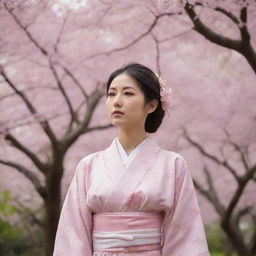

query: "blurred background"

left=0, top=0, right=255, bottom=256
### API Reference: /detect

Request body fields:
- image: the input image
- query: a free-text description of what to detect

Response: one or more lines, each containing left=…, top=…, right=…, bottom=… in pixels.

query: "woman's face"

left=106, top=73, right=156, bottom=130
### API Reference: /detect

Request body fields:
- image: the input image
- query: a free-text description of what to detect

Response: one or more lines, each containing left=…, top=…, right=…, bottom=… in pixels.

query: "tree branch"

left=60, top=65, right=88, bottom=98
left=222, top=163, right=256, bottom=227
left=203, top=165, right=225, bottom=215
left=86, top=11, right=178, bottom=60
left=239, top=6, right=250, bottom=43
left=85, top=123, right=113, bottom=132
left=151, top=33, right=161, bottom=76
left=183, top=128, right=240, bottom=182
left=49, top=62, right=78, bottom=129
left=234, top=206, right=252, bottom=226
left=1, top=70, right=58, bottom=145
left=13, top=199, right=44, bottom=228
left=53, top=12, right=70, bottom=54
left=4, top=133, right=47, bottom=174
left=61, top=89, right=105, bottom=147
left=184, top=2, right=241, bottom=51
left=0, top=159, right=47, bottom=199
left=194, top=2, right=239, bottom=24
left=184, top=2, right=256, bottom=73
left=0, top=111, right=70, bottom=135
left=5, top=4, right=48, bottom=56
left=223, top=128, right=249, bottom=171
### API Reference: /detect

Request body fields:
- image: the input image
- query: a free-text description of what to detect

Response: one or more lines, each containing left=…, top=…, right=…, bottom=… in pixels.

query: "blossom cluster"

left=154, top=72, right=173, bottom=116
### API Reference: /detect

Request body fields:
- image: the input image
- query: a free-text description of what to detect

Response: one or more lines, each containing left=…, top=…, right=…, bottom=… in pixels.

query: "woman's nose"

left=113, top=94, right=122, bottom=107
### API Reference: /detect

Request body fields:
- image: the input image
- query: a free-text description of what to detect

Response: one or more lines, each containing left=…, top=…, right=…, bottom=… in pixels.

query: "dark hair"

left=106, top=62, right=165, bottom=133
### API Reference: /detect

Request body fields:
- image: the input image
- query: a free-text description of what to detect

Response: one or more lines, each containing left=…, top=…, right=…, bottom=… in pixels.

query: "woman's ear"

left=147, top=99, right=158, bottom=114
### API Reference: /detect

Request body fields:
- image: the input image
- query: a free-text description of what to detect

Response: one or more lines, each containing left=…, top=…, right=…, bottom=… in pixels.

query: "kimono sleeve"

left=53, top=157, right=93, bottom=256
left=161, top=156, right=210, bottom=256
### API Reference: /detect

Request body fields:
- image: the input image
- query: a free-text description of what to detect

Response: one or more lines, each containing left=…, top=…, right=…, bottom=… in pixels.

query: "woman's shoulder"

left=158, top=149, right=189, bottom=180
left=77, top=150, right=102, bottom=165
left=159, top=147, right=186, bottom=162
left=73, top=150, right=103, bottom=177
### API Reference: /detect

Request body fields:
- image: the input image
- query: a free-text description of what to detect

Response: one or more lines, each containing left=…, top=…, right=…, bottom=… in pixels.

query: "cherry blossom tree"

left=175, top=1, right=256, bottom=255
left=183, top=127, right=256, bottom=256
left=0, top=1, right=113, bottom=255
left=0, top=1, right=255, bottom=256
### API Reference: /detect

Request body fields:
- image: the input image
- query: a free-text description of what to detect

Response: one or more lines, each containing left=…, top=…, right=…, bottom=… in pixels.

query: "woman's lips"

left=112, top=111, right=124, bottom=116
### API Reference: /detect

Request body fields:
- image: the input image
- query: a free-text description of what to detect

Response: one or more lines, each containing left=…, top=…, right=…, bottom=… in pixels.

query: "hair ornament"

left=154, top=72, right=173, bottom=116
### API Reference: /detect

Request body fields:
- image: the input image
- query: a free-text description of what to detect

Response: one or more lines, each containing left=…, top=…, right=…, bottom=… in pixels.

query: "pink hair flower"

left=154, top=72, right=173, bottom=116
left=160, top=87, right=173, bottom=116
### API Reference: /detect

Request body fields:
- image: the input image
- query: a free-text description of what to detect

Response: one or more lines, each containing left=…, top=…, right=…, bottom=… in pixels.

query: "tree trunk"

left=223, top=237, right=235, bottom=256
left=43, top=167, right=63, bottom=256
left=221, top=222, right=253, bottom=256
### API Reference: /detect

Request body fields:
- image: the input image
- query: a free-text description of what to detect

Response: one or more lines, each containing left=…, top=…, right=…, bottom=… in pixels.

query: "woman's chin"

left=112, top=121, right=123, bottom=127
left=111, top=120, right=128, bottom=127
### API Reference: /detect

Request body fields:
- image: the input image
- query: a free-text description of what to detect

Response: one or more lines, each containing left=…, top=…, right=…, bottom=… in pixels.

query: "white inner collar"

left=115, top=137, right=150, bottom=167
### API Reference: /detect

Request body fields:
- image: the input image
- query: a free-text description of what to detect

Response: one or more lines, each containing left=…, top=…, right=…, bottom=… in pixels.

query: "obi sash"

left=92, top=211, right=163, bottom=253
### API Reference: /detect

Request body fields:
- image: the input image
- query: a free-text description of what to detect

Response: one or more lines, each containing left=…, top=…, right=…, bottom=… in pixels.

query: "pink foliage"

left=0, top=0, right=255, bottom=226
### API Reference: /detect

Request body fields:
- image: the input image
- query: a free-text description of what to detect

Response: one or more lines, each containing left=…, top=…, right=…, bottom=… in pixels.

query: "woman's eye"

left=107, top=92, right=133, bottom=96
left=125, top=92, right=134, bottom=96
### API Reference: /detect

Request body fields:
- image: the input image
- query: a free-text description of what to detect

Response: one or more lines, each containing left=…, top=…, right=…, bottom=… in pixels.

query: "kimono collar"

left=115, top=137, right=150, bottom=167
left=116, top=136, right=150, bottom=156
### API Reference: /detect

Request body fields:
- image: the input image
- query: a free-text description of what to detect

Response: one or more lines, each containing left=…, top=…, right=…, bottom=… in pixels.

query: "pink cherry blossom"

left=160, top=86, right=173, bottom=116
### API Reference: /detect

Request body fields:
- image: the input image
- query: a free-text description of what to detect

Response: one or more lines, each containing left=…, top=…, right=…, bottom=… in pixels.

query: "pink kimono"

left=53, top=137, right=210, bottom=256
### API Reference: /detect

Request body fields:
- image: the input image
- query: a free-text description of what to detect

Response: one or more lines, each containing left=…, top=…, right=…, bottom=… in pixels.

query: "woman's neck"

left=117, top=129, right=148, bottom=155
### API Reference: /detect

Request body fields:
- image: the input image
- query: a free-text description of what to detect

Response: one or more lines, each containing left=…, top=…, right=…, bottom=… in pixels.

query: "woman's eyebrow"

left=109, top=86, right=136, bottom=90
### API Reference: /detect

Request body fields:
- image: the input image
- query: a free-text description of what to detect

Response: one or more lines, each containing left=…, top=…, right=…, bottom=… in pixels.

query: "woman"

left=53, top=63, right=210, bottom=256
